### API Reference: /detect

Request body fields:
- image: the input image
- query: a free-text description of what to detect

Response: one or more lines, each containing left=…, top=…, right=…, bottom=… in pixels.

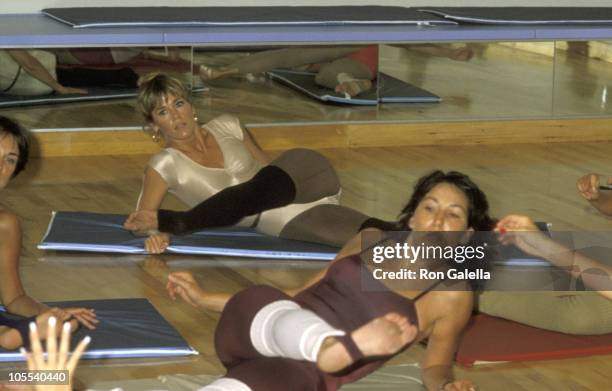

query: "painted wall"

left=4, top=1, right=612, bottom=14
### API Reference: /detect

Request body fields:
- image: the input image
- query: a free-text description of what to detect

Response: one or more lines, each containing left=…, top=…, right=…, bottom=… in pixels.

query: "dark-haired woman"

left=124, top=73, right=391, bottom=252
left=163, top=170, right=492, bottom=391
left=0, top=116, right=97, bottom=349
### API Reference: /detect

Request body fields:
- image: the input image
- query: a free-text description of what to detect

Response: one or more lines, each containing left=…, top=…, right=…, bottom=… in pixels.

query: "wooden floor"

left=0, top=141, right=610, bottom=390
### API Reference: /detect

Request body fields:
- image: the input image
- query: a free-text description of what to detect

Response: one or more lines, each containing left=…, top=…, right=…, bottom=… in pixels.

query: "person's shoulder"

left=147, top=148, right=179, bottom=176
left=206, top=114, right=243, bottom=140
left=148, top=148, right=175, bottom=164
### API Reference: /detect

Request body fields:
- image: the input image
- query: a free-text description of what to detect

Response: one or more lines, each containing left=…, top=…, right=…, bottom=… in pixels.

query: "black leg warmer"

left=158, top=165, right=296, bottom=235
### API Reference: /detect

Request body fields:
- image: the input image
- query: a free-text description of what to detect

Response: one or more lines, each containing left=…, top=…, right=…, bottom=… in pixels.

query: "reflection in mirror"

left=553, top=40, right=612, bottom=117
left=0, top=46, right=193, bottom=130
left=378, top=42, right=555, bottom=121
left=192, top=45, right=380, bottom=124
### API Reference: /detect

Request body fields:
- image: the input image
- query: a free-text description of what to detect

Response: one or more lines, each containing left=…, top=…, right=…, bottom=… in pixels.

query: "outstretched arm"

left=6, top=50, right=86, bottom=95
left=166, top=271, right=232, bottom=312
left=0, top=211, right=98, bottom=329
left=166, top=229, right=370, bottom=312
left=134, top=167, right=172, bottom=253
left=421, top=290, right=475, bottom=391
left=497, top=214, right=612, bottom=300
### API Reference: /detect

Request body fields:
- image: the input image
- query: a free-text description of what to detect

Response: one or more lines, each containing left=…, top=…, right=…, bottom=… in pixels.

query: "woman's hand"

left=441, top=379, right=477, bottom=391
left=577, top=173, right=603, bottom=201
left=55, top=85, right=87, bottom=95
left=124, top=210, right=159, bottom=233
left=145, top=232, right=171, bottom=254
left=60, top=308, right=98, bottom=330
left=166, top=271, right=206, bottom=308
left=22, top=317, right=90, bottom=391
left=495, top=214, right=549, bottom=258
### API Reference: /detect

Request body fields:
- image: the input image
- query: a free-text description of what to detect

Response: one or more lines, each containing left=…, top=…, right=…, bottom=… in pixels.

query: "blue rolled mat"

left=39, top=211, right=338, bottom=261
left=0, top=298, right=197, bottom=362
left=419, top=7, right=612, bottom=25
left=42, top=7, right=455, bottom=28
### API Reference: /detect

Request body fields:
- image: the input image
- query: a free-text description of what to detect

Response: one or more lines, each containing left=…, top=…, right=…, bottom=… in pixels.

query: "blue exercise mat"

left=42, top=7, right=455, bottom=28
left=419, top=7, right=612, bottom=25
left=0, top=298, right=197, bottom=362
left=0, top=86, right=206, bottom=108
left=267, top=70, right=440, bottom=105
left=39, top=211, right=338, bottom=260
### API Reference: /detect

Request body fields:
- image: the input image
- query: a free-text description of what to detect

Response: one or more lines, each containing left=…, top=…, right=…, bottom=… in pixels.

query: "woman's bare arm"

left=421, top=290, right=475, bottom=391
left=0, top=211, right=47, bottom=316
left=497, top=214, right=612, bottom=300
left=6, top=50, right=86, bottom=95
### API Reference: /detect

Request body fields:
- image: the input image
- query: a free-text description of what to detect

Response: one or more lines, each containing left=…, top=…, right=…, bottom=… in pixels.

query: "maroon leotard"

left=214, top=255, right=421, bottom=391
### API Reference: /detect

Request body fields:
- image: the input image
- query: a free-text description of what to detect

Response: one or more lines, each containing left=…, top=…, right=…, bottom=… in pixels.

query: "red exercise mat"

left=456, top=314, right=612, bottom=366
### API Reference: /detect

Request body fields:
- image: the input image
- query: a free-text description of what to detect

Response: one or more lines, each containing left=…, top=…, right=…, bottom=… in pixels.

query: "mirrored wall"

left=2, top=41, right=612, bottom=130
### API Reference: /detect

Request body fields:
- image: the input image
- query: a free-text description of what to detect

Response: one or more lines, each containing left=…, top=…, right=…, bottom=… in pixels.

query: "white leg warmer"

left=250, top=300, right=345, bottom=362
left=197, top=377, right=252, bottom=391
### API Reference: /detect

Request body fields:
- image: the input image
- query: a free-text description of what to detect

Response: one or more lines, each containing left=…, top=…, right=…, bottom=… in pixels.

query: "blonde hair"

left=137, top=72, right=191, bottom=123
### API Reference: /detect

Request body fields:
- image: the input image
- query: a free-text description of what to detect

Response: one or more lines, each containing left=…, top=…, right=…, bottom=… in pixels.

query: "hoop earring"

left=144, top=124, right=162, bottom=143
left=151, top=131, right=161, bottom=143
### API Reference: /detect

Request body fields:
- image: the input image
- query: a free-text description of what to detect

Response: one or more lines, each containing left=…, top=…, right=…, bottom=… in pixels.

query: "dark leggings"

left=56, top=67, right=139, bottom=88
left=158, top=149, right=390, bottom=247
left=215, top=286, right=328, bottom=391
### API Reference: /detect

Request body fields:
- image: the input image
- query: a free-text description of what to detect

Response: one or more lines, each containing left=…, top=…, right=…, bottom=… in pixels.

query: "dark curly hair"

left=395, top=170, right=496, bottom=291
left=0, top=116, right=29, bottom=178
left=397, top=170, right=495, bottom=231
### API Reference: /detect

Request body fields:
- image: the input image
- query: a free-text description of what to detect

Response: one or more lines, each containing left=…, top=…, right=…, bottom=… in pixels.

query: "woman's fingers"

left=46, top=317, right=57, bottom=367
left=124, top=210, right=158, bottom=232
left=64, top=308, right=98, bottom=330
left=57, top=322, right=71, bottom=368
left=169, top=271, right=195, bottom=283
left=66, top=336, right=91, bottom=373
left=29, top=322, right=45, bottom=369
left=577, top=173, right=600, bottom=200
left=145, top=234, right=170, bottom=253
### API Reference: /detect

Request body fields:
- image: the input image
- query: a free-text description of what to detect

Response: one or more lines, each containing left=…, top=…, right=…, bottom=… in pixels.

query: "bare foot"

left=317, top=312, right=417, bottom=373
left=335, top=79, right=372, bottom=97
left=199, top=65, right=239, bottom=81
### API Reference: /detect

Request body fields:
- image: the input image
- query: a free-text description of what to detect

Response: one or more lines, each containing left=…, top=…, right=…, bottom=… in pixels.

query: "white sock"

left=250, top=300, right=345, bottom=362
left=197, top=377, right=252, bottom=391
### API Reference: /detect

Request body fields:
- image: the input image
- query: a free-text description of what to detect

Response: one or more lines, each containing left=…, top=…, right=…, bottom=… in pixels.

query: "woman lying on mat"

left=477, top=214, right=612, bottom=335
left=0, top=116, right=97, bottom=349
left=124, top=73, right=392, bottom=253
left=198, top=45, right=377, bottom=97
left=577, top=172, right=612, bottom=217
left=163, top=170, right=492, bottom=391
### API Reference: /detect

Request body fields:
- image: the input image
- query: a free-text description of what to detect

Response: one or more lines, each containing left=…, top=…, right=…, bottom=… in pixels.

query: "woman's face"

left=408, top=182, right=471, bottom=232
left=0, top=133, right=19, bottom=190
left=150, top=94, right=197, bottom=142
